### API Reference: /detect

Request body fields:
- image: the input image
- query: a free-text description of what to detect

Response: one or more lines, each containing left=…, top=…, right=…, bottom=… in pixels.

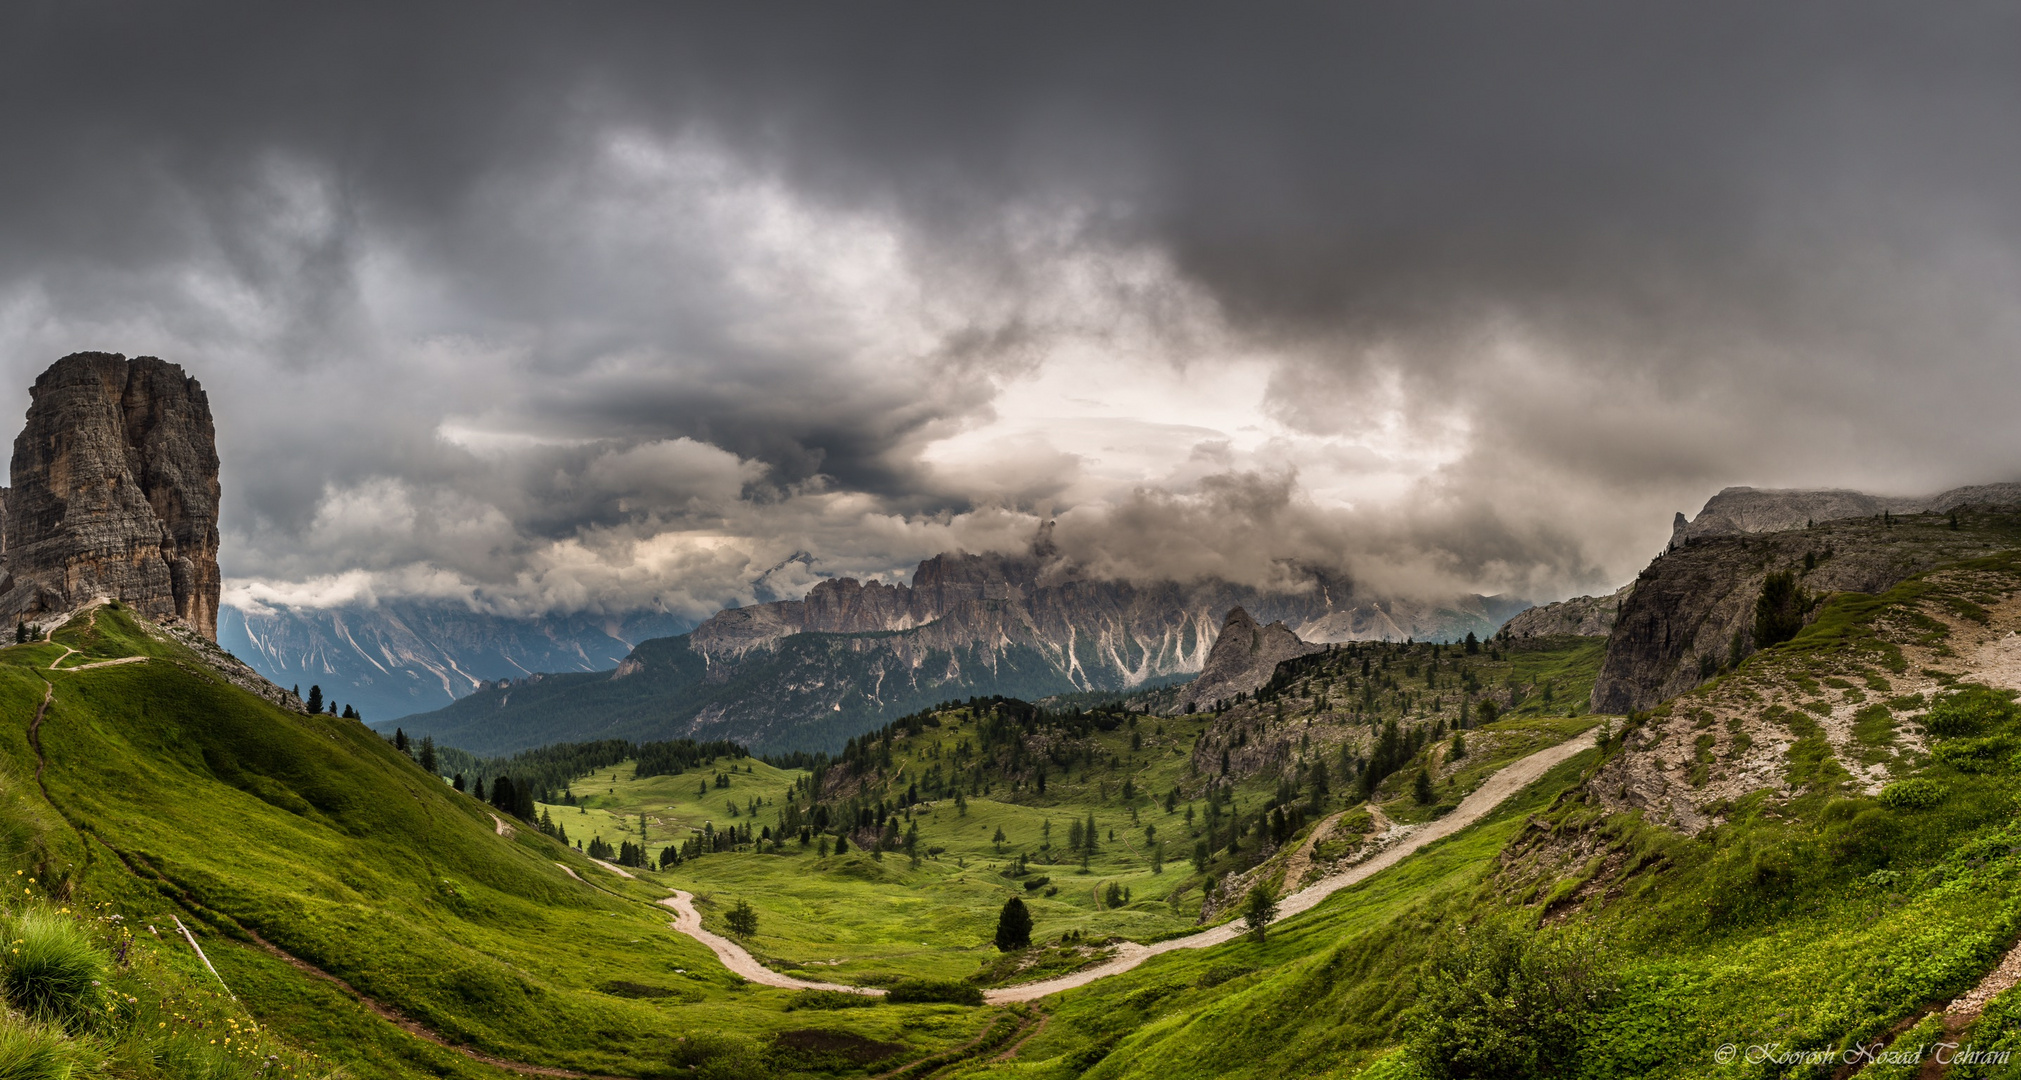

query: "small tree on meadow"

left=994, top=897, right=1032, bottom=952
left=305, top=685, right=323, bottom=714
left=419, top=737, right=437, bottom=776
left=1413, top=766, right=1436, bottom=805
left=1243, top=885, right=1278, bottom=942
left=725, top=899, right=759, bottom=938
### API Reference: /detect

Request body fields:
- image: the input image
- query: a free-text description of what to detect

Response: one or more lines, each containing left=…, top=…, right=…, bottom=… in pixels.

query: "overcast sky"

left=5, top=3, right=2020, bottom=619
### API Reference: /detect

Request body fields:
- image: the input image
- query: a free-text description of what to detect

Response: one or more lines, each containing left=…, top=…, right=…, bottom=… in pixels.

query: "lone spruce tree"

left=725, top=899, right=759, bottom=938
left=994, top=896, right=1033, bottom=952
left=1243, top=884, right=1278, bottom=942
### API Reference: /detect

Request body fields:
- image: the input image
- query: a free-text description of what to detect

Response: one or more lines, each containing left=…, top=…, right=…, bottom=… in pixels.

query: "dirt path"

left=655, top=737, right=1594, bottom=1004
left=1278, top=808, right=1347, bottom=891
left=489, top=812, right=515, bottom=837
left=657, top=891, right=883, bottom=995
left=1945, top=933, right=2021, bottom=1026
left=590, top=858, right=636, bottom=879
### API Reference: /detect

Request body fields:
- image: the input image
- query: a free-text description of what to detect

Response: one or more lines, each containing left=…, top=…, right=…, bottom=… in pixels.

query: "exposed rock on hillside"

left=1669, top=482, right=2021, bottom=546
left=1502, top=584, right=1632, bottom=638
left=1183, top=607, right=1324, bottom=708
left=0, top=353, right=221, bottom=640
left=1593, top=510, right=2014, bottom=714
left=1589, top=554, right=2021, bottom=834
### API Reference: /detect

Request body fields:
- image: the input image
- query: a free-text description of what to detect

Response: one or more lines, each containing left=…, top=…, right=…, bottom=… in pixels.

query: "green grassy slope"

left=1, top=604, right=995, bottom=1079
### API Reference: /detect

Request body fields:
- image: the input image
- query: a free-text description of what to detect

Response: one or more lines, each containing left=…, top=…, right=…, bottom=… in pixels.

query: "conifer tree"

left=1413, top=766, right=1436, bottom=804
left=419, top=737, right=437, bottom=776
left=305, top=685, right=323, bottom=714
left=725, top=899, right=759, bottom=938
left=393, top=728, right=409, bottom=753
left=994, top=897, right=1032, bottom=951
left=1243, top=885, right=1278, bottom=943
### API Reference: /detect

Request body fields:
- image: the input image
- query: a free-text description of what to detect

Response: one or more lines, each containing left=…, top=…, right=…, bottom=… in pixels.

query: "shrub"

left=1406, top=924, right=1613, bottom=1080
left=668, top=1032, right=767, bottom=1080
left=0, top=1018, right=73, bottom=1080
left=1879, top=778, right=1946, bottom=811
left=885, top=978, right=984, bottom=1006
left=1021, top=876, right=1050, bottom=892
left=785, top=989, right=878, bottom=1011
left=0, top=909, right=104, bottom=1027
left=1924, top=686, right=2019, bottom=738
left=1933, top=736, right=2017, bottom=774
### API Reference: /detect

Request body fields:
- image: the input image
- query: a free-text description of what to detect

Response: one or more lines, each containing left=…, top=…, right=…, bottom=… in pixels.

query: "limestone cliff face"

left=1183, top=607, right=1324, bottom=707
left=1591, top=510, right=2012, bottom=714
left=0, top=353, right=221, bottom=639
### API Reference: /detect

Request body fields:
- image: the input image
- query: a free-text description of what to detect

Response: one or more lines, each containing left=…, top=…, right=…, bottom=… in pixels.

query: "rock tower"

left=0, top=353, right=221, bottom=640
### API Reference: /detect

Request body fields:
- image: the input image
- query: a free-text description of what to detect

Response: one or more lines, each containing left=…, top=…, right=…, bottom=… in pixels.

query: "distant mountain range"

left=217, top=601, right=694, bottom=723
left=385, top=547, right=1532, bottom=755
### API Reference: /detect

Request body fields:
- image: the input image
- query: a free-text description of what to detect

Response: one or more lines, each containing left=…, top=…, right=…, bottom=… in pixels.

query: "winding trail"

left=660, top=736, right=1595, bottom=1004
left=658, top=891, right=882, bottom=995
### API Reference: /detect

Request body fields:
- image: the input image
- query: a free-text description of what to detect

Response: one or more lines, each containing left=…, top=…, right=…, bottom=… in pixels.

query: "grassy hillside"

left=0, top=604, right=1000, bottom=1078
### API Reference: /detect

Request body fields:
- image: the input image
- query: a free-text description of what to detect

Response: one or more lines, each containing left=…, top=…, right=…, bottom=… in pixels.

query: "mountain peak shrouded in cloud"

left=8, top=5, right=2021, bottom=625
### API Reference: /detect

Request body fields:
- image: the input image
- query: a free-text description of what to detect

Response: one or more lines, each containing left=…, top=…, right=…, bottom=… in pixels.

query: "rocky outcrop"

left=1182, top=607, right=1324, bottom=708
left=0, top=353, right=221, bottom=639
left=1669, top=483, right=2021, bottom=547
left=1592, top=508, right=2017, bottom=714
left=1502, top=584, right=1632, bottom=638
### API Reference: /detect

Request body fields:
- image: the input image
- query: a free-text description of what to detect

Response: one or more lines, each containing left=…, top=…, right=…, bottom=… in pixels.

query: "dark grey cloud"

left=5, top=3, right=2021, bottom=614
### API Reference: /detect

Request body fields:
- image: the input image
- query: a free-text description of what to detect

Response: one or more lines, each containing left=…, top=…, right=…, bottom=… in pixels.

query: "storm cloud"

left=4, top=3, right=2019, bottom=619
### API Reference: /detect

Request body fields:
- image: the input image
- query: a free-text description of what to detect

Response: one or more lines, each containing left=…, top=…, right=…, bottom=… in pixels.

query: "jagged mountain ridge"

left=394, top=551, right=1532, bottom=754
left=219, top=601, right=693, bottom=723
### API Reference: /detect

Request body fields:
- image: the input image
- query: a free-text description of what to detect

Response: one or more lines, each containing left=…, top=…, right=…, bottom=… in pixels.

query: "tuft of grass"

left=0, top=1017, right=73, bottom=1080
left=0, top=908, right=103, bottom=1028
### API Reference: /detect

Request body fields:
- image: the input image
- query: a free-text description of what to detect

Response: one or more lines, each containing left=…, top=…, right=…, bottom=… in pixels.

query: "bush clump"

left=1933, top=736, right=2017, bottom=774
left=1405, top=923, right=1613, bottom=1080
left=784, top=989, right=878, bottom=1011
left=0, top=908, right=105, bottom=1028
left=1879, top=778, right=1947, bottom=811
left=1923, top=686, right=2019, bottom=738
left=884, top=978, right=984, bottom=1006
